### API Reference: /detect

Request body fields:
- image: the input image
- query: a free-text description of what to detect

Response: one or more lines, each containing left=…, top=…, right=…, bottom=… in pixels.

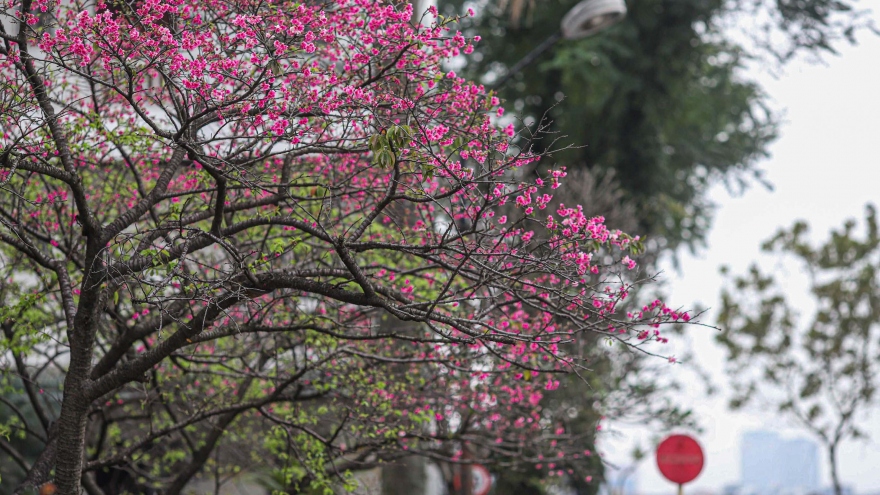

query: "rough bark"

left=381, top=456, right=427, bottom=495
left=54, top=244, right=106, bottom=495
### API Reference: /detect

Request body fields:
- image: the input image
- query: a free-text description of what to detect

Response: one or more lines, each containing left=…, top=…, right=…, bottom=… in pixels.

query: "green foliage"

left=755, top=0, right=878, bottom=62
left=442, top=0, right=873, bottom=254
left=370, top=125, right=414, bottom=169
left=0, top=291, right=50, bottom=354
left=444, top=0, right=777, bottom=253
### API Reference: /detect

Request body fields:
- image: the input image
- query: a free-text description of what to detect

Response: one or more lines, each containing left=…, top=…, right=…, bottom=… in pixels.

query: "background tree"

left=716, top=205, right=880, bottom=495
left=0, top=1, right=687, bottom=494
left=440, top=0, right=875, bottom=254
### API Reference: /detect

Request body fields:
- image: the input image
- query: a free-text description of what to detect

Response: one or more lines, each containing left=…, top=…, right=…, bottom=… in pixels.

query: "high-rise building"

left=780, top=438, right=820, bottom=490
left=740, top=430, right=820, bottom=494
left=603, top=467, right=637, bottom=495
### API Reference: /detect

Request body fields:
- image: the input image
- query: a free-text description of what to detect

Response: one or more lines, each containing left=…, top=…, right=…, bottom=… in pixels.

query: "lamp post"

left=490, top=0, right=627, bottom=89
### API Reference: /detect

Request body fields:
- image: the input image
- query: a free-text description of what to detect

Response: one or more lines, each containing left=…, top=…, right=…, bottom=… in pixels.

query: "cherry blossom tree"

left=0, top=0, right=685, bottom=493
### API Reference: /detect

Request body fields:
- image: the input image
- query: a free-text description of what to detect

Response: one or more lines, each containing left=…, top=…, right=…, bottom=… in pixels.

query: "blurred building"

left=739, top=431, right=820, bottom=495
left=813, top=486, right=855, bottom=495
left=602, top=466, right=637, bottom=495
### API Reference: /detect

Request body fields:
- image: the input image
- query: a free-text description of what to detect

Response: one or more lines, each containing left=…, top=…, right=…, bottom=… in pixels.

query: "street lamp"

left=561, top=0, right=627, bottom=39
left=490, top=0, right=626, bottom=89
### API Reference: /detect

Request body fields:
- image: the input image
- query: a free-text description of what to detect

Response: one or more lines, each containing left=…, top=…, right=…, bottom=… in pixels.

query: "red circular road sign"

left=656, top=434, right=704, bottom=485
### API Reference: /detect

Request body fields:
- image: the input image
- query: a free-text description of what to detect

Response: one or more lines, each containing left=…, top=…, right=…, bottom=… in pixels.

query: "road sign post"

left=452, top=464, right=492, bottom=495
left=656, top=434, right=704, bottom=494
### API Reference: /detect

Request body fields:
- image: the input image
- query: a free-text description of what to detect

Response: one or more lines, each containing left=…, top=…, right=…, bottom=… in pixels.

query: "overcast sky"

left=601, top=17, right=880, bottom=495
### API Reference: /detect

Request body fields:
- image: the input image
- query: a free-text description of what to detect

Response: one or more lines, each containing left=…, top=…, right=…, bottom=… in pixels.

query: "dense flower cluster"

left=0, top=0, right=685, bottom=493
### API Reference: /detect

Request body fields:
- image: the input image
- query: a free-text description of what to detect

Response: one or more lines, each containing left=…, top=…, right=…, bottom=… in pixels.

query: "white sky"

left=601, top=18, right=880, bottom=495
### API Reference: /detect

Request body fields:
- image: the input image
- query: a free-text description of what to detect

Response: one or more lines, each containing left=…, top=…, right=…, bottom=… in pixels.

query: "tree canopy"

left=440, top=0, right=874, bottom=253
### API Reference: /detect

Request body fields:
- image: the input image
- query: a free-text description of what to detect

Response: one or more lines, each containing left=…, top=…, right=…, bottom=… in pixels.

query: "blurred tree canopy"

left=717, top=205, right=880, bottom=495
left=440, top=0, right=875, bottom=254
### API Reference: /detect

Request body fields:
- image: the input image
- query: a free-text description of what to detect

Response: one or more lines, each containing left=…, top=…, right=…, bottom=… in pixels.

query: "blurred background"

left=604, top=30, right=880, bottom=495
left=430, top=0, right=880, bottom=494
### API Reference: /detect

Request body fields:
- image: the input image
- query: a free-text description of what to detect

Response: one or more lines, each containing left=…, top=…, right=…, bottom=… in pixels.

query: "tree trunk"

left=460, top=464, right=473, bottom=495
left=55, top=378, right=88, bottom=495
left=381, top=456, right=427, bottom=495
left=829, top=442, right=842, bottom=495
left=53, top=365, right=92, bottom=495
left=55, top=256, right=106, bottom=495
left=458, top=446, right=473, bottom=495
